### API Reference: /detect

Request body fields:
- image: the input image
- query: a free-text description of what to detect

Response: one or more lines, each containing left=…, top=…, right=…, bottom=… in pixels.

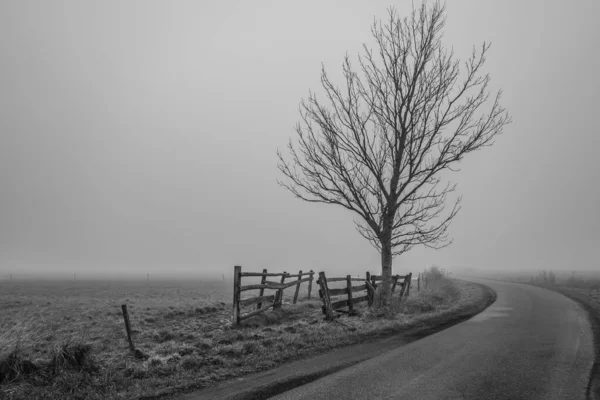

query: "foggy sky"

left=1, top=0, right=598, bottom=279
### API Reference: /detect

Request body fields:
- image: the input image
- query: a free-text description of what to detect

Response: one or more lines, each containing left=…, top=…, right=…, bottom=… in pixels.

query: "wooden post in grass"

left=365, top=280, right=375, bottom=307
left=121, top=304, right=135, bottom=351
left=274, top=289, right=282, bottom=309
left=318, top=272, right=334, bottom=320
left=256, top=269, right=268, bottom=310
left=307, top=270, right=314, bottom=299
left=293, top=270, right=302, bottom=304
left=418, top=273, right=421, bottom=292
left=365, top=272, right=374, bottom=306
left=233, top=265, right=242, bottom=324
left=399, top=275, right=409, bottom=298
left=346, top=275, right=353, bottom=312
left=406, top=272, right=413, bottom=297
left=391, top=275, right=399, bottom=293
left=274, top=271, right=286, bottom=309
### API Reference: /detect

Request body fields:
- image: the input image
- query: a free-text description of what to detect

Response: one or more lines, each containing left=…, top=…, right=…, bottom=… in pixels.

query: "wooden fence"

left=232, top=265, right=315, bottom=325
left=316, top=271, right=413, bottom=319
left=316, top=272, right=374, bottom=319
left=368, top=272, right=413, bottom=297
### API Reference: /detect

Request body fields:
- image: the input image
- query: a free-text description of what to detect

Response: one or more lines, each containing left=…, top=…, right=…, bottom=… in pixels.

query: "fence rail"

left=317, top=271, right=414, bottom=318
left=316, top=272, right=375, bottom=318
left=232, top=266, right=315, bottom=324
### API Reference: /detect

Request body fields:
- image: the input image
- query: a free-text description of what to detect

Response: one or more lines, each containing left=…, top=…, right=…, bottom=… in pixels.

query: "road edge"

left=246, top=282, right=497, bottom=400
left=152, top=281, right=496, bottom=400
left=540, top=286, right=600, bottom=400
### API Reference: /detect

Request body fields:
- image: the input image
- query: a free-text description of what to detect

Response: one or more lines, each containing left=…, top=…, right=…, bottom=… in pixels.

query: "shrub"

left=50, top=341, right=96, bottom=372
left=0, top=349, right=39, bottom=384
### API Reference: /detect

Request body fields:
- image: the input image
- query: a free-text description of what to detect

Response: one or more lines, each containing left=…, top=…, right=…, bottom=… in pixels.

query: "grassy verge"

left=0, top=278, right=494, bottom=399
left=531, top=284, right=600, bottom=400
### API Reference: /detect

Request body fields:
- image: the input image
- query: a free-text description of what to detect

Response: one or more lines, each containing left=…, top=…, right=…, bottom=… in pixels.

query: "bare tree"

left=277, top=2, right=511, bottom=304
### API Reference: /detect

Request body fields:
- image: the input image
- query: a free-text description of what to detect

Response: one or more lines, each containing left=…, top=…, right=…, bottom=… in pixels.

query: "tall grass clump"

left=50, top=340, right=97, bottom=373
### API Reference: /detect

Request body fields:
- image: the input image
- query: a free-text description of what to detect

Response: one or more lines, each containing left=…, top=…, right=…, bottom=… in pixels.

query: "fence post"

left=293, top=270, right=302, bottom=304
left=406, top=272, right=413, bottom=297
left=398, top=275, right=408, bottom=298
left=346, top=275, right=353, bottom=312
left=274, top=271, right=286, bottom=309
left=308, top=270, right=314, bottom=299
left=256, top=268, right=268, bottom=310
left=121, top=304, right=135, bottom=351
left=273, top=289, right=282, bottom=309
left=365, top=272, right=374, bottom=306
left=418, top=273, right=421, bottom=292
left=391, top=275, right=399, bottom=293
left=365, top=280, right=375, bottom=306
left=318, top=272, right=334, bottom=320
left=233, top=266, right=241, bottom=324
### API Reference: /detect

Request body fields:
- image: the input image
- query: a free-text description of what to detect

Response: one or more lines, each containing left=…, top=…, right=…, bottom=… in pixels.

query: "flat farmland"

left=0, top=277, right=321, bottom=399
left=0, top=276, right=492, bottom=399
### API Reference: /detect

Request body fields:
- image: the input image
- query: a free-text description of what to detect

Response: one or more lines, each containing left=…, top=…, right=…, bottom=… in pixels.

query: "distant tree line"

left=529, top=270, right=556, bottom=285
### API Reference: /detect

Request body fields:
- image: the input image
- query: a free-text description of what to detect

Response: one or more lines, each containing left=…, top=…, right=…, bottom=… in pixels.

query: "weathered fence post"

left=365, top=280, right=375, bottom=306
left=293, top=270, right=302, bottom=304
left=318, top=272, right=334, bottom=320
left=418, top=273, right=421, bottom=292
left=406, top=272, right=413, bottom=297
left=308, top=270, right=314, bottom=299
left=233, top=265, right=241, bottom=324
left=398, top=275, right=407, bottom=298
left=346, top=275, right=353, bottom=312
left=391, top=275, right=399, bottom=293
left=273, top=289, right=282, bottom=309
left=365, top=272, right=374, bottom=306
left=121, top=304, right=135, bottom=351
left=274, top=271, right=286, bottom=309
left=256, top=268, right=268, bottom=310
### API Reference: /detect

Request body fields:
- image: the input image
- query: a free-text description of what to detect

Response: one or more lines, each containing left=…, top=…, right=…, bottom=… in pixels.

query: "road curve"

left=270, top=279, right=594, bottom=400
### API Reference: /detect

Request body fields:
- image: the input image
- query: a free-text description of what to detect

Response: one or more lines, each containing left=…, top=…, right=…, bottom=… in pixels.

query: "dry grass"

left=525, top=278, right=600, bottom=400
left=0, top=276, right=485, bottom=399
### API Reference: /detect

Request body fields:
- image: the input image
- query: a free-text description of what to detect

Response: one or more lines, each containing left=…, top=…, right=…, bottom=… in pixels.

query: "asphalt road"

left=270, top=279, right=594, bottom=400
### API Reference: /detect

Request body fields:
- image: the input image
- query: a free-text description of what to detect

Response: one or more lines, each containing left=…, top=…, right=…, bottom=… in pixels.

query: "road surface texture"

left=271, top=279, right=594, bottom=400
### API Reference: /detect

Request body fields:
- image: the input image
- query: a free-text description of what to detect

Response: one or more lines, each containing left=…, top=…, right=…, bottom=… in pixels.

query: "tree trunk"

left=378, top=232, right=393, bottom=306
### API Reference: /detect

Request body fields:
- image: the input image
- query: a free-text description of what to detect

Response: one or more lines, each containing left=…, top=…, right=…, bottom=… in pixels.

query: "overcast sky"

left=0, top=0, right=598, bottom=279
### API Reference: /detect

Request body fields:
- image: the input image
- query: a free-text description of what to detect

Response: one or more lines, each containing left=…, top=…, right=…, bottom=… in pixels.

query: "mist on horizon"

left=1, top=0, right=598, bottom=280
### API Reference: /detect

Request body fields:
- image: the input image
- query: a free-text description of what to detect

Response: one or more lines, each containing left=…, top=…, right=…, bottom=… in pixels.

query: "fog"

left=0, top=0, right=598, bottom=280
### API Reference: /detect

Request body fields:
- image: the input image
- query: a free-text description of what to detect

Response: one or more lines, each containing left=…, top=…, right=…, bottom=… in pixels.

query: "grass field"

left=0, top=275, right=491, bottom=399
